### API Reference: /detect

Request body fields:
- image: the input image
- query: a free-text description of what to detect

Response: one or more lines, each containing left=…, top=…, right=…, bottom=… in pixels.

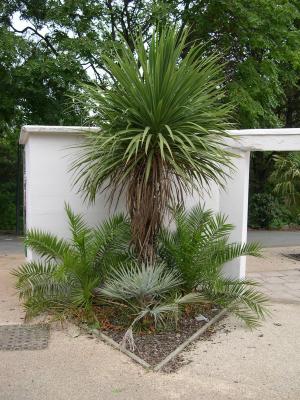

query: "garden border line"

left=87, top=308, right=227, bottom=372
left=90, top=330, right=152, bottom=369
left=153, top=308, right=227, bottom=372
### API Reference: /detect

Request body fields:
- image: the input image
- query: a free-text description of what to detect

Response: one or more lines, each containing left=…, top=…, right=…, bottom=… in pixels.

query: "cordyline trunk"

left=127, top=154, right=174, bottom=262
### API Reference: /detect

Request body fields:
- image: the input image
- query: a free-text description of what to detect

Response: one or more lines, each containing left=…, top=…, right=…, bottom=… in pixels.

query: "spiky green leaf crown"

left=73, top=27, right=235, bottom=201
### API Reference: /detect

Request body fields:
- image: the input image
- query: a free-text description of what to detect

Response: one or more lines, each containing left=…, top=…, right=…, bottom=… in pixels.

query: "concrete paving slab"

left=1, top=304, right=299, bottom=400
left=0, top=253, right=25, bottom=325
left=248, top=267, right=300, bottom=304
left=247, top=246, right=300, bottom=273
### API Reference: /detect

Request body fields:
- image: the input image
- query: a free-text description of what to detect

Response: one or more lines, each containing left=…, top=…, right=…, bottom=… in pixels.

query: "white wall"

left=22, top=129, right=221, bottom=262
left=219, top=149, right=250, bottom=278
left=21, top=126, right=300, bottom=277
left=24, top=133, right=125, bottom=259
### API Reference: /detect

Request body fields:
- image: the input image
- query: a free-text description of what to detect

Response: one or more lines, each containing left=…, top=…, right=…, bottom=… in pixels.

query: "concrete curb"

left=153, top=308, right=227, bottom=371
left=88, top=308, right=227, bottom=372
left=93, top=330, right=151, bottom=369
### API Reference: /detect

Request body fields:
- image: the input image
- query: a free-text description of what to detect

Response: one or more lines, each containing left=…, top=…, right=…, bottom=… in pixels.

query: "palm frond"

left=99, top=261, right=182, bottom=305
left=70, top=276, right=100, bottom=310
left=72, top=26, right=235, bottom=258
left=14, top=206, right=131, bottom=319
left=214, top=279, right=270, bottom=328
left=90, top=213, right=131, bottom=276
left=158, top=204, right=268, bottom=327
left=209, top=241, right=262, bottom=267
left=12, top=261, right=69, bottom=300
left=64, top=202, right=92, bottom=252
left=120, top=290, right=208, bottom=350
left=24, top=229, right=71, bottom=261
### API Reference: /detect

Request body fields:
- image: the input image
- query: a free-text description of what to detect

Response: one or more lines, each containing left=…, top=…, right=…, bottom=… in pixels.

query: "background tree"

left=1, top=0, right=300, bottom=231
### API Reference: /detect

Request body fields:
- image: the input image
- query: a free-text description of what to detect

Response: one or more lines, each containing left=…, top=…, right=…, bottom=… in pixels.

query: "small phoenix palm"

left=13, top=204, right=131, bottom=318
left=158, top=204, right=269, bottom=327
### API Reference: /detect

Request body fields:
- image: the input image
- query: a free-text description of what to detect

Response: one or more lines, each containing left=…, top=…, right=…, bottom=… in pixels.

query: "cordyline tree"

left=73, top=27, right=235, bottom=260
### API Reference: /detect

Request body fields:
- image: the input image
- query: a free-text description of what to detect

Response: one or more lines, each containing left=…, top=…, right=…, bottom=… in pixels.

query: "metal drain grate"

left=0, top=324, right=49, bottom=351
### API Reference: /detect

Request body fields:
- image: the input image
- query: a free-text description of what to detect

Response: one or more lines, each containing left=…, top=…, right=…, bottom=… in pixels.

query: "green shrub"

left=0, top=185, right=16, bottom=230
left=13, top=204, right=269, bottom=333
left=271, top=153, right=300, bottom=205
left=98, top=261, right=206, bottom=348
left=248, top=193, right=290, bottom=229
left=13, top=204, right=131, bottom=320
left=158, top=205, right=269, bottom=327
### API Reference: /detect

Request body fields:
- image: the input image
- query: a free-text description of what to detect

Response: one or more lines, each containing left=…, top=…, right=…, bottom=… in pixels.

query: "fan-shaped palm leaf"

left=99, top=261, right=182, bottom=307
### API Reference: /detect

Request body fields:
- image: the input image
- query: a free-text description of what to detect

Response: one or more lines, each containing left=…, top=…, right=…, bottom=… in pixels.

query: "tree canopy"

left=1, top=0, right=300, bottom=230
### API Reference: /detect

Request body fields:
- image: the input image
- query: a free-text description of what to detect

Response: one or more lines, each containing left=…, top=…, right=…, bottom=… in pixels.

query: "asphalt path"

left=0, top=235, right=24, bottom=256
left=0, top=230, right=299, bottom=255
left=247, top=230, right=300, bottom=248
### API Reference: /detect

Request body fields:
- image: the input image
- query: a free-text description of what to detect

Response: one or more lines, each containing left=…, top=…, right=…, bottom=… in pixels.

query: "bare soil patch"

left=99, top=308, right=221, bottom=371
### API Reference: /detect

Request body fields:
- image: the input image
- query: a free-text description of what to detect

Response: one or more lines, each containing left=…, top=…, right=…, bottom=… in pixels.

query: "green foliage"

left=73, top=27, right=235, bottom=257
left=99, top=262, right=183, bottom=306
left=248, top=193, right=291, bottom=229
left=13, top=204, right=131, bottom=319
left=99, top=261, right=206, bottom=345
left=74, top=27, right=234, bottom=199
left=0, top=128, right=20, bottom=230
left=158, top=205, right=269, bottom=327
left=185, top=1, right=300, bottom=224
left=186, top=0, right=300, bottom=129
left=2, top=1, right=300, bottom=230
left=13, top=203, right=268, bottom=331
left=248, top=151, right=300, bottom=229
left=271, top=152, right=300, bottom=205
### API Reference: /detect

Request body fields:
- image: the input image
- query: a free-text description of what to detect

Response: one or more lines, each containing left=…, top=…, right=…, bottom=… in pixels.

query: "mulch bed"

left=99, top=308, right=221, bottom=371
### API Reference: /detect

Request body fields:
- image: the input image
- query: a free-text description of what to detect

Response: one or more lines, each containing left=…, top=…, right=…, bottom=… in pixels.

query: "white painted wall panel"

left=220, top=150, right=250, bottom=278
left=21, top=125, right=300, bottom=278
left=24, top=133, right=124, bottom=247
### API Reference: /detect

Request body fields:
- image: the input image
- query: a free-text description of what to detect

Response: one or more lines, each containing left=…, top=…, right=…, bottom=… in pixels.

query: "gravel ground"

left=0, top=248, right=300, bottom=400
left=1, top=304, right=299, bottom=400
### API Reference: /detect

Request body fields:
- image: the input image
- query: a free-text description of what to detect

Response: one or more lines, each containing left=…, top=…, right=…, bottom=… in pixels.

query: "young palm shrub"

left=158, top=204, right=269, bottom=328
left=271, top=152, right=300, bottom=205
left=73, top=27, right=235, bottom=260
left=97, top=261, right=206, bottom=349
left=13, top=204, right=131, bottom=319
